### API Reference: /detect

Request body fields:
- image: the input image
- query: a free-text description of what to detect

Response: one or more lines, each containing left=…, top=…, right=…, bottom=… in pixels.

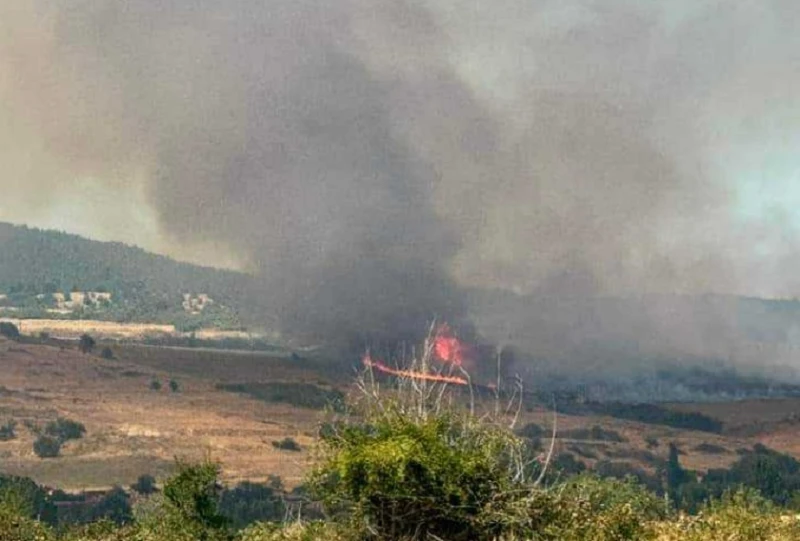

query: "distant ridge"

left=0, top=222, right=245, bottom=289
left=0, top=222, right=259, bottom=327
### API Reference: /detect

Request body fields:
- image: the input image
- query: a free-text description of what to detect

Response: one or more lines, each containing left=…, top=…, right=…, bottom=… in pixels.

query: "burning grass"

left=361, top=323, right=472, bottom=386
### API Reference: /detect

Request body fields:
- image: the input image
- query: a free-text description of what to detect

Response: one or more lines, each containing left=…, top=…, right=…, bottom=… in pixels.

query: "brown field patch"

left=2, top=318, right=260, bottom=341
left=0, top=339, right=329, bottom=490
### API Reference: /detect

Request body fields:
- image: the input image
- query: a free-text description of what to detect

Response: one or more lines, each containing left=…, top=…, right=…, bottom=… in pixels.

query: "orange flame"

left=433, top=323, right=467, bottom=366
left=362, top=353, right=468, bottom=385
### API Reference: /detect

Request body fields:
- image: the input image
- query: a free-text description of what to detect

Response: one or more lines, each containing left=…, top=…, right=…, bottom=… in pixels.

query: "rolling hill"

left=0, top=222, right=262, bottom=330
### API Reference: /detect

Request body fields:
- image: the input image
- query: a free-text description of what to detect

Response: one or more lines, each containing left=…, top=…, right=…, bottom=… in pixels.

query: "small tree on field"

left=31, top=417, right=86, bottom=458
left=665, top=442, right=688, bottom=499
left=33, top=436, right=61, bottom=458
left=271, top=437, right=301, bottom=452
left=78, top=333, right=96, bottom=354
left=219, top=480, right=287, bottom=530
left=100, top=347, right=114, bottom=360
left=150, top=379, right=162, bottom=391
left=169, top=379, right=180, bottom=393
left=0, top=322, right=20, bottom=340
left=0, top=421, right=16, bottom=441
left=44, top=417, right=86, bottom=442
left=131, top=474, right=158, bottom=495
left=161, top=460, right=229, bottom=537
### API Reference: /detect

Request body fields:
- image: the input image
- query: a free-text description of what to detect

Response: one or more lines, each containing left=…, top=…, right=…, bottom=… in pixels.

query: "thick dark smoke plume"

left=2, top=1, right=800, bottom=367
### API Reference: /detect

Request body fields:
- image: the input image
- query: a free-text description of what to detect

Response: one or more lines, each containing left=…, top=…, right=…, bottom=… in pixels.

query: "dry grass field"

left=0, top=337, right=334, bottom=491
left=0, top=334, right=798, bottom=493
left=2, top=318, right=256, bottom=341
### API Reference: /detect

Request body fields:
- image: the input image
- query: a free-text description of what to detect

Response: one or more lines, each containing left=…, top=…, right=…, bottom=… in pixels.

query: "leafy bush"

left=237, top=521, right=344, bottom=541
left=0, top=508, right=54, bottom=541
left=58, top=519, right=133, bottom=540
left=33, top=436, right=61, bottom=458
left=0, top=473, right=57, bottom=525
left=272, top=438, right=301, bottom=452
left=169, top=379, right=180, bottom=393
left=0, top=420, right=16, bottom=441
left=307, top=339, right=544, bottom=541
left=131, top=474, right=158, bottom=495
left=535, top=452, right=588, bottom=485
left=129, top=461, right=230, bottom=540
left=53, top=486, right=132, bottom=527
left=654, top=488, right=800, bottom=540
left=78, top=333, right=96, bottom=354
left=658, top=441, right=800, bottom=513
left=150, top=378, right=162, bottom=391
left=219, top=481, right=287, bottom=530
left=160, top=460, right=230, bottom=539
left=544, top=474, right=667, bottom=540
left=91, top=488, right=133, bottom=525
left=594, top=460, right=662, bottom=494
left=30, top=417, right=85, bottom=459
left=701, top=444, right=800, bottom=507
left=309, top=409, right=536, bottom=540
left=44, top=417, right=85, bottom=442
left=100, top=346, right=115, bottom=360
left=0, top=322, right=20, bottom=340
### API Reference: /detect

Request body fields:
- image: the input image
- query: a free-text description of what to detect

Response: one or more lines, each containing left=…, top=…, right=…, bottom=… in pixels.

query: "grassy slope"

left=0, top=337, right=326, bottom=490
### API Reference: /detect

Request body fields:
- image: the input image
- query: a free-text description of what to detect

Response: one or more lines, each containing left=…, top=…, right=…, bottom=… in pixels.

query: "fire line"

left=362, top=353, right=468, bottom=385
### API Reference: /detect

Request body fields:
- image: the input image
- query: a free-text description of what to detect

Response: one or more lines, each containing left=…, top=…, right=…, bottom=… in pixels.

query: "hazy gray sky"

left=1, top=0, right=799, bottom=301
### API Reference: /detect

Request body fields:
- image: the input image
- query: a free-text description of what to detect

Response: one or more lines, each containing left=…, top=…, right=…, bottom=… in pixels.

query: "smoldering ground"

left=2, top=1, right=800, bottom=376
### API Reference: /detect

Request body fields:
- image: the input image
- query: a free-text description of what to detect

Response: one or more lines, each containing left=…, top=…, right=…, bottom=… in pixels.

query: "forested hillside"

left=0, top=223, right=258, bottom=329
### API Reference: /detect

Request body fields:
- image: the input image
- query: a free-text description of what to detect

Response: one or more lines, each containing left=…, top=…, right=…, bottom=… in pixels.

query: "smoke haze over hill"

left=2, top=1, right=800, bottom=356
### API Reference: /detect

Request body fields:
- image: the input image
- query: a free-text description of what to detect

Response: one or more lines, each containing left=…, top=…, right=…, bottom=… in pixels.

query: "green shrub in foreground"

left=122, top=460, right=231, bottom=540
left=159, top=460, right=230, bottom=538
left=219, top=481, right=287, bottom=531
left=654, top=488, right=800, bottom=541
left=541, top=474, right=666, bottom=540
left=237, top=521, right=344, bottom=541
left=0, top=510, right=54, bottom=541
left=0, top=482, right=55, bottom=541
left=308, top=400, right=536, bottom=540
left=304, top=340, right=672, bottom=541
left=2, top=441, right=800, bottom=541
